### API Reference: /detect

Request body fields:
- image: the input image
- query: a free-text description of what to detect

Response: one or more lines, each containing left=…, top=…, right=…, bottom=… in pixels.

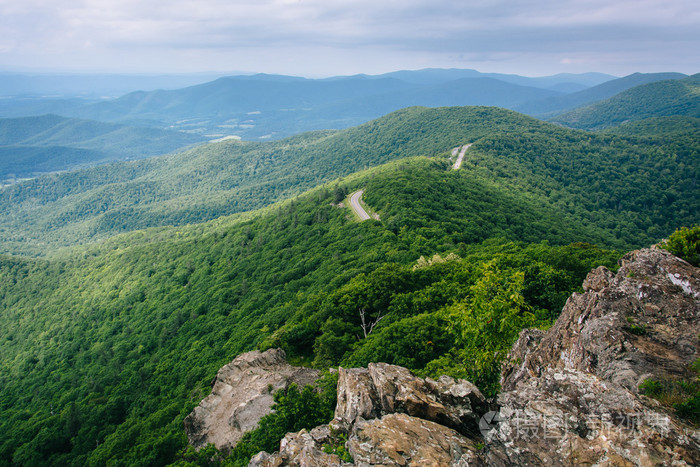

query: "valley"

left=0, top=67, right=698, bottom=466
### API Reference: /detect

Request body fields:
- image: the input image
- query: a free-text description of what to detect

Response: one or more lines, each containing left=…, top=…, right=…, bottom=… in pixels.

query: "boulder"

left=349, top=413, right=483, bottom=466
left=333, top=368, right=380, bottom=428
left=503, top=248, right=700, bottom=393
left=489, top=248, right=700, bottom=465
left=184, top=348, right=320, bottom=452
left=333, top=363, right=487, bottom=436
left=249, top=427, right=352, bottom=467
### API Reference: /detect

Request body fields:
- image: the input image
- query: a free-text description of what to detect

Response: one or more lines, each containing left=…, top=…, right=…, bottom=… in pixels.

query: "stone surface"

left=490, top=248, right=700, bottom=466
left=333, top=368, right=380, bottom=429
left=333, top=362, right=487, bottom=437
left=249, top=428, right=352, bottom=467
left=348, top=413, right=483, bottom=466
left=503, top=248, right=700, bottom=393
left=184, top=348, right=319, bottom=452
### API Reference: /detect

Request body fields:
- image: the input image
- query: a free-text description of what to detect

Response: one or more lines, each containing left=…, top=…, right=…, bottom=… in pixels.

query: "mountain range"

left=0, top=114, right=205, bottom=185
left=0, top=67, right=698, bottom=466
left=1, top=69, right=691, bottom=142
left=553, top=73, right=700, bottom=129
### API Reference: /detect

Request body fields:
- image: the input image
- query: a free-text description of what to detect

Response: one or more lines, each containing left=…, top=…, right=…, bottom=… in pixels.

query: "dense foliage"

left=1, top=106, right=697, bottom=256
left=0, top=155, right=626, bottom=465
left=0, top=107, right=551, bottom=255
left=660, top=225, right=700, bottom=266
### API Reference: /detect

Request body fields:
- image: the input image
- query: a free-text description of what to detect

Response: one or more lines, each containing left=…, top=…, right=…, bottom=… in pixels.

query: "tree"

left=437, top=260, right=536, bottom=396
left=660, top=225, right=700, bottom=266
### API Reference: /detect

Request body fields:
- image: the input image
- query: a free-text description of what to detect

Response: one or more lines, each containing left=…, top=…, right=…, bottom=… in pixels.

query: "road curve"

left=453, top=143, right=472, bottom=170
left=349, top=190, right=371, bottom=221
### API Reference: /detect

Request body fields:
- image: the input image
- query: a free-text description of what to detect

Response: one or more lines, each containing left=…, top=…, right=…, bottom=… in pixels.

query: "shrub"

left=659, top=225, right=700, bottom=266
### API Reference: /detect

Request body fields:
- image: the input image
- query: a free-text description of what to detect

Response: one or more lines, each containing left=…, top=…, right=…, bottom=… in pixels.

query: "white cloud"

left=0, top=0, right=697, bottom=75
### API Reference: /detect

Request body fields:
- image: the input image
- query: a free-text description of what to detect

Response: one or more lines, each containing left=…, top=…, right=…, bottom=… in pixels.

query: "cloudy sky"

left=1, top=0, right=698, bottom=77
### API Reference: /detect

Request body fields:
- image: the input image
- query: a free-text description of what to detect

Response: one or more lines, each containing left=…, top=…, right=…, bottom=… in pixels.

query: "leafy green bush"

left=424, top=260, right=539, bottom=397
left=659, top=225, right=700, bottom=266
left=639, top=379, right=665, bottom=397
left=321, top=429, right=353, bottom=463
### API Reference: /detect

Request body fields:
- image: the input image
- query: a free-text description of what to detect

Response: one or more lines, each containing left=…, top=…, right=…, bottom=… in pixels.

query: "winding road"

left=453, top=143, right=472, bottom=170
left=349, top=190, right=371, bottom=221
left=349, top=144, right=471, bottom=222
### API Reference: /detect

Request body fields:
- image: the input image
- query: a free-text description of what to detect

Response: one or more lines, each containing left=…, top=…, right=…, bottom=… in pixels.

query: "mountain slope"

left=73, top=75, right=562, bottom=140
left=516, top=72, right=687, bottom=117
left=1, top=105, right=697, bottom=256
left=368, top=68, right=614, bottom=89
left=0, top=71, right=572, bottom=141
left=1, top=103, right=698, bottom=464
left=0, top=72, right=227, bottom=98
left=552, top=74, right=700, bottom=130
left=0, top=156, right=625, bottom=465
left=0, top=115, right=205, bottom=183
left=0, top=107, right=548, bottom=254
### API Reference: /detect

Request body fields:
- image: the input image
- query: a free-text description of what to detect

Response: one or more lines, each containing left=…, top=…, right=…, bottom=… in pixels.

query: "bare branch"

left=359, top=308, right=384, bottom=338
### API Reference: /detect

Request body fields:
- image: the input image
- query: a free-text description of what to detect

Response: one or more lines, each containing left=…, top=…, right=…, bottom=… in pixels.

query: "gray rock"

left=333, top=368, right=380, bottom=430
left=493, top=248, right=700, bottom=465
left=333, top=362, right=487, bottom=437
left=348, top=413, right=484, bottom=466
left=503, top=248, right=700, bottom=393
left=184, top=348, right=320, bottom=452
left=250, top=428, right=352, bottom=467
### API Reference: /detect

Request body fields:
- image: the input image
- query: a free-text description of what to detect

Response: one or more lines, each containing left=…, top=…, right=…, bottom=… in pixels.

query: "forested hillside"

left=0, top=157, right=623, bottom=465
left=553, top=74, right=700, bottom=130
left=516, top=71, right=686, bottom=117
left=0, top=103, right=697, bottom=465
left=0, top=115, right=204, bottom=184
left=1, top=106, right=697, bottom=256
left=0, top=107, right=551, bottom=255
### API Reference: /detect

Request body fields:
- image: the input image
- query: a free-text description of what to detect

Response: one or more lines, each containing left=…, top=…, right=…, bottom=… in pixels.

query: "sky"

left=0, top=0, right=698, bottom=78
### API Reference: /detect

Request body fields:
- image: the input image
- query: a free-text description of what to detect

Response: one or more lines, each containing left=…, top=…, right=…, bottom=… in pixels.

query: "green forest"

left=1, top=106, right=698, bottom=256
left=0, top=114, right=204, bottom=182
left=0, top=104, right=698, bottom=465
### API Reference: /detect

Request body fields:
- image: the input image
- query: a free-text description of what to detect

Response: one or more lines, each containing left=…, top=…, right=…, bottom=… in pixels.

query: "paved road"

left=349, top=190, right=371, bottom=221
left=453, top=143, right=472, bottom=170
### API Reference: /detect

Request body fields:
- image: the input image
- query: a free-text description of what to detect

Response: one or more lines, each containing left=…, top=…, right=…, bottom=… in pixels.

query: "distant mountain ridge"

left=0, top=114, right=205, bottom=184
left=516, top=72, right=688, bottom=116
left=552, top=74, right=700, bottom=130
left=0, top=69, right=618, bottom=141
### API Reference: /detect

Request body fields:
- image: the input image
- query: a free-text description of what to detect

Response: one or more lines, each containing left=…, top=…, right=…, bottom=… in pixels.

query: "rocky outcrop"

left=184, top=348, right=320, bottom=452
left=334, top=363, right=487, bottom=437
left=502, top=248, right=700, bottom=393
left=192, top=248, right=700, bottom=466
left=349, top=413, right=483, bottom=466
left=488, top=248, right=700, bottom=465
left=255, top=363, right=488, bottom=466
left=249, top=426, right=352, bottom=467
